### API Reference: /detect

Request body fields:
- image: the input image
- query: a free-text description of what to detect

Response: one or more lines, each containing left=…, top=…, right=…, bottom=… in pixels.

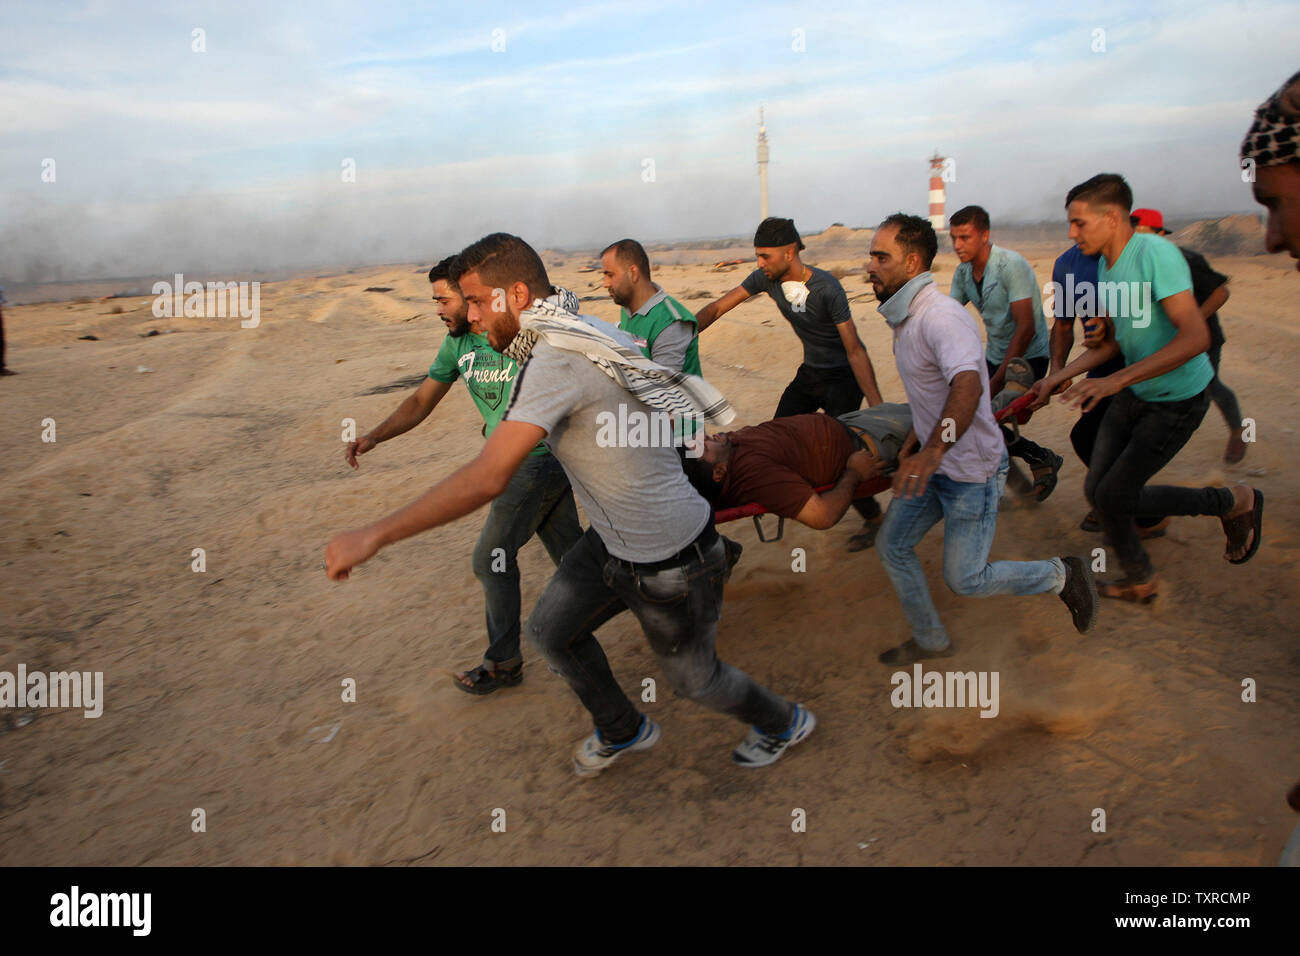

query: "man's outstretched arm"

left=988, top=297, right=1036, bottom=395
left=695, top=285, right=752, bottom=332
left=346, top=377, right=452, bottom=467
left=837, top=321, right=884, bottom=406
left=326, top=420, right=545, bottom=579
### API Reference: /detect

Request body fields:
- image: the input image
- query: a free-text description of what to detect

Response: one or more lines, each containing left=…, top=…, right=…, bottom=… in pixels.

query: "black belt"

left=615, top=524, right=720, bottom=573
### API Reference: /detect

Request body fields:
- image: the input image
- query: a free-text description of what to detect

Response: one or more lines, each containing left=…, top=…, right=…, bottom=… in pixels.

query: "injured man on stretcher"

left=684, top=404, right=913, bottom=546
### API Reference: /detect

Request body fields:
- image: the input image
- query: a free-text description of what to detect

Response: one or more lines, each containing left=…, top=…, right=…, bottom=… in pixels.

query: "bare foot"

left=1224, top=429, right=1247, bottom=464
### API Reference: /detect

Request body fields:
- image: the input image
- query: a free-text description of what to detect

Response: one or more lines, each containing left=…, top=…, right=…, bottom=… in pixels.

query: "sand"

left=1, top=237, right=1297, bottom=865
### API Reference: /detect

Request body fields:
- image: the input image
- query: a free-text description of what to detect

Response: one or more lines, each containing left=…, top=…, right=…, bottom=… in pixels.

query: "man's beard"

left=445, top=315, right=470, bottom=337
left=768, top=261, right=791, bottom=282
left=872, top=278, right=901, bottom=304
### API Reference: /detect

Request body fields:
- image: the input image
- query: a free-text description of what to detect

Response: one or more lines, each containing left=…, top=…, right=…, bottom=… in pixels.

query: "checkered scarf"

left=503, top=298, right=735, bottom=426
left=1241, top=70, right=1300, bottom=168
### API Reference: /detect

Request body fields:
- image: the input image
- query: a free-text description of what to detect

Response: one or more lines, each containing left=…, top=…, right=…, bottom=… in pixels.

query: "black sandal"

left=1029, top=452, right=1064, bottom=502
left=847, top=516, right=883, bottom=552
left=453, top=663, right=523, bottom=696
left=1222, top=488, right=1263, bottom=565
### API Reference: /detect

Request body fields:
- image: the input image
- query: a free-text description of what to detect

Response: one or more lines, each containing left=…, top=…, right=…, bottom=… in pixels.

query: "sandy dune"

left=1, top=240, right=1297, bottom=865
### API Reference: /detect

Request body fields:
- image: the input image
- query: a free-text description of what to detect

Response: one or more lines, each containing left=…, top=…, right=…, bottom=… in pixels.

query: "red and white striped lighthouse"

left=928, top=152, right=947, bottom=232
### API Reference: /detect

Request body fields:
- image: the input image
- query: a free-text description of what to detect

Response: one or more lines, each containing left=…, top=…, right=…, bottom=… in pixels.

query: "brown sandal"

left=1098, top=575, right=1160, bottom=604
left=1221, top=488, right=1263, bottom=565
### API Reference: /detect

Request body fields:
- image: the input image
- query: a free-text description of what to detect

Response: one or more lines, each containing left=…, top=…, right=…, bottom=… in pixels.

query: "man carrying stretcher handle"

left=868, top=214, right=1100, bottom=665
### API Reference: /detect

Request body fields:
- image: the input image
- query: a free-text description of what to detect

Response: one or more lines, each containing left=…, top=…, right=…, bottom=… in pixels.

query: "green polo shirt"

left=1098, top=232, right=1212, bottom=403
left=618, top=284, right=702, bottom=375
left=428, top=331, right=549, bottom=456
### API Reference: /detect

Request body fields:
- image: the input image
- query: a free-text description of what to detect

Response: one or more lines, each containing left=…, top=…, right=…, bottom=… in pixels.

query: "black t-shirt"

left=1180, top=247, right=1229, bottom=349
left=741, top=266, right=853, bottom=369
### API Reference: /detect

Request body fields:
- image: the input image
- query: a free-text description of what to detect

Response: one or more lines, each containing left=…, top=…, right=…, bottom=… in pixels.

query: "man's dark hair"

left=879, top=213, right=938, bottom=269
left=682, top=454, right=722, bottom=503
left=753, top=216, right=805, bottom=250
left=601, top=238, right=652, bottom=278
left=1065, top=173, right=1133, bottom=213
left=449, top=233, right=551, bottom=301
left=949, top=205, right=990, bottom=232
left=427, top=255, right=459, bottom=286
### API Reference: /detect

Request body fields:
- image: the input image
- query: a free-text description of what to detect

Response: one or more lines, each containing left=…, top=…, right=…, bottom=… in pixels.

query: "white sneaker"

left=732, top=704, right=816, bottom=768
left=572, top=715, right=661, bottom=777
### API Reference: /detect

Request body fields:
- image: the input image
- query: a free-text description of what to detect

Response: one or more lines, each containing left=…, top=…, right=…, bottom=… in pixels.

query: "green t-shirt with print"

left=428, top=332, right=549, bottom=456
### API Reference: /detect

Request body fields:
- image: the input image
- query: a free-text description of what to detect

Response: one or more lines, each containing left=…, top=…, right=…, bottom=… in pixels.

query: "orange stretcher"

left=712, top=392, right=1036, bottom=542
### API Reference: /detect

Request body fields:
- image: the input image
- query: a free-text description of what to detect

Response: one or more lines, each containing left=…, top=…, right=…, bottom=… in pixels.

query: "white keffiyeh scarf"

left=503, top=298, right=735, bottom=426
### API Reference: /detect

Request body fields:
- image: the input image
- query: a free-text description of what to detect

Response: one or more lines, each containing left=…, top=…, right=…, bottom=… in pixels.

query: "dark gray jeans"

left=472, top=453, right=582, bottom=667
left=526, top=526, right=795, bottom=743
left=1085, top=387, right=1232, bottom=582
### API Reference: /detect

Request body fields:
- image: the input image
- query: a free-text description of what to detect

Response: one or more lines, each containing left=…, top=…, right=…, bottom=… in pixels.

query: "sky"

left=0, top=0, right=1296, bottom=283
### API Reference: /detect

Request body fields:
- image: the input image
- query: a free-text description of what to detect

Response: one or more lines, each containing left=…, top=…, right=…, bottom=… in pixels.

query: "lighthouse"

left=928, top=152, right=947, bottom=232
left=757, top=107, right=770, bottom=220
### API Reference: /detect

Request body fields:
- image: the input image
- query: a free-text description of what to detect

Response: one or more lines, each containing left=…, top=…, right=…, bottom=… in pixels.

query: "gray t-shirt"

left=504, top=317, right=712, bottom=562
left=741, top=265, right=853, bottom=369
left=649, top=320, right=693, bottom=372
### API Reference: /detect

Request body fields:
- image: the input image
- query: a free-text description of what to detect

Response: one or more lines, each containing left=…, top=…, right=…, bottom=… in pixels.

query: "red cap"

left=1131, top=208, right=1169, bottom=233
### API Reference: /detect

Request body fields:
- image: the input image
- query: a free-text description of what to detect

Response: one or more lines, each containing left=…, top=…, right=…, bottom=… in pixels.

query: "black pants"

left=1206, top=340, right=1244, bottom=431
left=775, top=363, right=879, bottom=521
left=774, top=362, right=863, bottom=418
left=1084, top=387, right=1232, bottom=581
left=987, top=356, right=1054, bottom=468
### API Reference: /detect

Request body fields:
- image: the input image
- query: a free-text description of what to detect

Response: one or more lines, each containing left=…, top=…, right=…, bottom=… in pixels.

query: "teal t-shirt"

left=428, top=332, right=549, bottom=456
left=1098, top=233, right=1212, bottom=403
left=949, top=244, right=1051, bottom=365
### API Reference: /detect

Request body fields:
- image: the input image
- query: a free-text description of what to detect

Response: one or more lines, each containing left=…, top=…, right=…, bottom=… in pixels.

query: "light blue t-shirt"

left=1098, top=232, right=1212, bottom=403
left=950, top=244, right=1050, bottom=365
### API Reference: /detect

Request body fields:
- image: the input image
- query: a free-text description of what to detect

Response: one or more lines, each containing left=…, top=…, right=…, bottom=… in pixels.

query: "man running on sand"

left=947, top=204, right=1064, bottom=500
left=695, top=216, right=887, bottom=551
left=1130, top=208, right=1248, bottom=464
left=327, top=233, right=813, bottom=775
left=601, top=238, right=701, bottom=374
left=1026, top=174, right=1263, bottom=604
left=344, top=256, right=582, bottom=695
left=867, top=213, right=1099, bottom=665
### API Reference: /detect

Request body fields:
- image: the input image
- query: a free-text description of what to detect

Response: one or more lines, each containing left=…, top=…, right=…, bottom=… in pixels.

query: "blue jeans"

left=527, top=526, right=795, bottom=743
left=472, top=453, right=582, bottom=667
left=876, top=453, right=1066, bottom=650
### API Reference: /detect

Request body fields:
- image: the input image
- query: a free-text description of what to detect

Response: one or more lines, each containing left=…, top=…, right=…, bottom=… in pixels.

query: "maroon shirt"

left=717, top=414, right=855, bottom=518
